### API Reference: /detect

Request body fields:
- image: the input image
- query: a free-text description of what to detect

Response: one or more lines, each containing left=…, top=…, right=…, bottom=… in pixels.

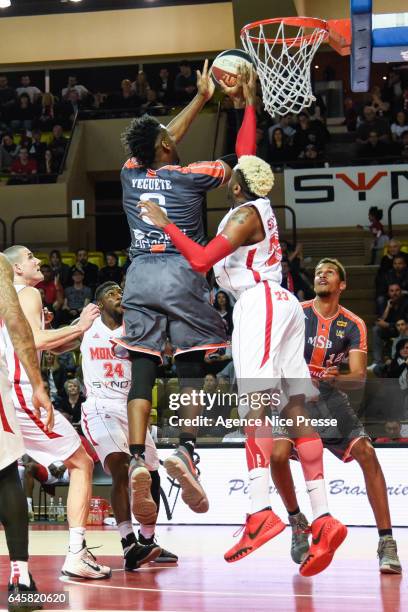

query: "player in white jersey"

left=140, top=149, right=347, bottom=576
left=81, top=281, right=177, bottom=569
left=3, top=245, right=111, bottom=580
left=0, top=252, right=53, bottom=607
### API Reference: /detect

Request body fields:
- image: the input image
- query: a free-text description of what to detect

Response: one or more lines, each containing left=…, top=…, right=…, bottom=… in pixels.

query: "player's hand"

left=321, top=366, right=339, bottom=384
left=197, top=59, right=215, bottom=102
left=242, top=65, right=257, bottom=106
left=78, top=303, right=100, bottom=332
left=219, top=64, right=245, bottom=105
left=137, top=200, right=170, bottom=229
left=31, top=384, right=54, bottom=432
left=43, top=307, right=54, bottom=327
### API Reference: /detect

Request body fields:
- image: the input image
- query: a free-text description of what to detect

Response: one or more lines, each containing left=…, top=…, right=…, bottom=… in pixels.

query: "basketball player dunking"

left=269, top=259, right=401, bottom=574
left=117, top=60, right=256, bottom=520
left=0, top=252, right=52, bottom=606
left=3, top=246, right=111, bottom=580
left=140, top=71, right=347, bottom=575
left=80, top=281, right=177, bottom=570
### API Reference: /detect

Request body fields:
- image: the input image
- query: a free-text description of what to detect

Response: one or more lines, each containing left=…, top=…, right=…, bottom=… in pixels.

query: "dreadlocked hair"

left=121, top=114, right=162, bottom=168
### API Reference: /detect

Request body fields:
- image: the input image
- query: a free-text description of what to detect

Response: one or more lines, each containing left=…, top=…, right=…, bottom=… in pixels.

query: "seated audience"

left=41, top=351, right=65, bottom=401
left=293, top=111, right=329, bottom=155
left=10, top=93, right=36, bottom=133
left=357, top=130, right=390, bottom=161
left=268, top=127, right=294, bottom=164
left=174, top=61, right=197, bottom=104
left=356, top=105, right=390, bottom=145
left=155, top=67, right=173, bottom=104
left=8, top=146, right=37, bottom=184
left=63, top=268, right=91, bottom=321
left=49, top=249, right=71, bottom=287
left=391, top=319, right=408, bottom=358
left=343, top=96, right=358, bottom=131
left=36, top=92, right=57, bottom=131
left=48, top=124, right=68, bottom=167
left=62, top=76, right=89, bottom=101
left=70, top=248, right=99, bottom=293
left=28, top=129, right=46, bottom=165
left=16, top=75, right=42, bottom=104
left=376, top=420, right=408, bottom=444
left=213, top=290, right=233, bottom=337
left=131, top=70, right=150, bottom=103
left=97, top=252, right=124, bottom=284
left=57, top=378, right=85, bottom=424
left=370, top=284, right=408, bottom=368
left=140, top=89, right=165, bottom=115
left=378, top=239, right=408, bottom=274
left=36, top=264, right=64, bottom=316
left=391, top=110, right=408, bottom=141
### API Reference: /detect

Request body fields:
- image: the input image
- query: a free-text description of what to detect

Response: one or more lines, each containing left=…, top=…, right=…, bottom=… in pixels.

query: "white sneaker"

left=62, top=544, right=112, bottom=579
left=129, top=457, right=157, bottom=525
left=367, top=363, right=378, bottom=371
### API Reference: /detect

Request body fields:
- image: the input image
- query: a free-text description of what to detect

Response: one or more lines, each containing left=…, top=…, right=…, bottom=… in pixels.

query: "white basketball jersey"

left=3, top=285, right=43, bottom=390
left=213, top=198, right=282, bottom=299
left=81, top=317, right=131, bottom=400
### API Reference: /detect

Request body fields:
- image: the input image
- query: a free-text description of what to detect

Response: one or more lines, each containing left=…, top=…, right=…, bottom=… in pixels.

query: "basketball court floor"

left=1, top=524, right=407, bottom=611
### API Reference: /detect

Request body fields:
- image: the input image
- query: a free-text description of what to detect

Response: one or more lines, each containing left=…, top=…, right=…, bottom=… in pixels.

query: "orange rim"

left=240, top=16, right=329, bottom=46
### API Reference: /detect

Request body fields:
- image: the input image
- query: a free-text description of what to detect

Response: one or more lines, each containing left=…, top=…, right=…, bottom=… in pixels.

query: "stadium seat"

left=61, top=252, right=76, bottom=267
left=34, top=252, right=49, bottom=264
left=88, top=251, right=104, bottom=268
left=115, top=251, right=128, bottom=267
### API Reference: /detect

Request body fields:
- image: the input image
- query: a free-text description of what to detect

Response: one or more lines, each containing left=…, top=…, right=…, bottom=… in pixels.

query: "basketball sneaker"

left=289, top=512, right=310, bottom=564
left=129, top=456, right=158, bottom=525
left=299, top=514, right=347, bottom=577
left=378, top=536, right=402, bottom=574
left=62, top=543, right=112, bottom=579
left=8, top=573, right=42, bottom=612
left=122, top=533, right=161, bottom=571
left=224, top=508, right=286, bottom=563
left=164, top=447, right=209, bottom=513
left=138, top=531, right=178, bottom=563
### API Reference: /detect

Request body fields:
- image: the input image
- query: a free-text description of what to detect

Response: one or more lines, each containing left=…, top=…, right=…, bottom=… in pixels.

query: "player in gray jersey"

left=116, top=61, right=256, bottom=519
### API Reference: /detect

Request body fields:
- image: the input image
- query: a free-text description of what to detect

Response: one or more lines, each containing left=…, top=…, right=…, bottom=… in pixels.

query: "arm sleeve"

left=164, top=223, right=234, bottom=274
left=235, top=104, right=257, bottom=158
left=188, top=160, right=227, bottom=190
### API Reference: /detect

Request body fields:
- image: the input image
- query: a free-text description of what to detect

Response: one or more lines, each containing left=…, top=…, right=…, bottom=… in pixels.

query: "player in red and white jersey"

left=0, top=252, right=52, bottom=604
left=141, top=94, right=347, bottom=576
left=81, top=281, right=177, bottom=568
left=3, top=245, right=111, bottom=580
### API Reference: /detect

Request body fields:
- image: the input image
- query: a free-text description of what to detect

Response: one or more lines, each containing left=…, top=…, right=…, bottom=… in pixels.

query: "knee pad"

left=175, top=351, right=206, bottom=389
left=128, top=353, right=159, bottom=402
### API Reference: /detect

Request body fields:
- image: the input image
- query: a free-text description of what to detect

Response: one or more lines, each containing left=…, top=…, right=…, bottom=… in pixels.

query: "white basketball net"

left=241, top=20, right=328, bottom=117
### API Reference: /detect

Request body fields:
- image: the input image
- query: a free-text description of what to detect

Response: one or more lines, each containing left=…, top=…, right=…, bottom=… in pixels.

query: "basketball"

left=211, top=48, right=253, bottom=87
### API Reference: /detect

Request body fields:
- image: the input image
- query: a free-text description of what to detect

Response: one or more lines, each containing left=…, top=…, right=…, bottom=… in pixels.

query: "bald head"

left=3, top=245, right=26, bottom=265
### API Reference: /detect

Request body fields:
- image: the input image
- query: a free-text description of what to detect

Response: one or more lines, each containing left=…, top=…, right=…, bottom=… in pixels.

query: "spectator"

left=370, top=284, right=408, bottom=368
left=376, top=420, right=408, bottom=444
left=107, top=79, right=139, bottom=110
left=378, top=239, right=408, bottom=274
left=356, top=105, right=390, bottom=145
left=386, top=338, right=408, bottom=416
left=391, top=111, right=408, bottom=141
left=293, top=111, right=329, bottom=155
left=58, top=378, right=85, bottom=424
left=268, top=127, right=293, bottom=164
left=174, top=61, right=197, bottom=104
left=268, top=114, right=296, bottom=142
left=16, top=75, right=42, bottom=104
left=140, top=89, right=165, bottom=115
left=213, top=290, right=233, bottom=337
left=0, top=75, right=17, bottom=124
left=0, top=138, right=13, bottom=171
left=59, top=89, right=84, bottom=128
left=48, top=124, right=68, bottom=166
left=36, top=92, right=56, bottom=131
left=391, top=319, right=408, bottom=358
left=377, top=256, right=408, bottom=313
left=70, top=249, right=99, bottom=292
left=343, top=96, right=358, bottom=131
left=1, top=133, right=19, bottom=161
left=357, top=206, right=389, bottom=264
left=41, top=352, right=65, bottom=402
left=39, top=149, right=59, bottom=182
left=357, top=130, right=390, bottom=161
left=255, top=126, right=270, bottom=162
left=397, top=130, right=408, bottom=160
left=36, top=264, right=64, bottom=314
left=204, top=345, right=232, bottom=376
left=61, top=76, right=89, bottom=101
left=368, top=85, right=391, bottom=117
left=131, top=70, right=150, bottom=103
left=382, top=69, right=404, bottom=113
left=97, top=252, right=123, bottom=284
left=49, top=249, right=71, bottom=288
left=281, top=258, right=313, bottom=301
left=8, top=146, right=37, bottom=184
left=62, top=268, right=91, bottom=321
left=28, top=129, right=46, bottom=166
left=155, top=67, right=173, bottom=104
left=10, top=93, right=36, bottom=133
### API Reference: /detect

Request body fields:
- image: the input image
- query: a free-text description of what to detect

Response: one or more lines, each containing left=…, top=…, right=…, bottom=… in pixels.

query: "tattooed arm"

left=0, top=254, right=53, bottom=431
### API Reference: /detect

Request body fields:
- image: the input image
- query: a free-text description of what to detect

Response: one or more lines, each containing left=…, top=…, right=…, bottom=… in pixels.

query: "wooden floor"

left=1, top=525, right=407, bottom=612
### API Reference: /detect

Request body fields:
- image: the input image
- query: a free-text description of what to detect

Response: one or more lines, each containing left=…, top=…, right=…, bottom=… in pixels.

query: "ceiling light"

left=69, top=0, right=83, bottom=3
left=0, top=0, right=11, bottom=8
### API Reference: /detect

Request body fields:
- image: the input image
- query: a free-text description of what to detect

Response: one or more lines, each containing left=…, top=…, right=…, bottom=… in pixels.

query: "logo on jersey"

left=308, top=335, right=333, bottom=349
left=90, top=347, right=115, bottom=360
left=336, top=330, right=345, bottom=339
left=337, top=321, right=347, bottom=328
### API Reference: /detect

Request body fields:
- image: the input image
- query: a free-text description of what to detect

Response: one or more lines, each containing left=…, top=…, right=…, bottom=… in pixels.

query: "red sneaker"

left=299, top=515, right=347, bottom=577
left=224, top=509, right=285, bottom=563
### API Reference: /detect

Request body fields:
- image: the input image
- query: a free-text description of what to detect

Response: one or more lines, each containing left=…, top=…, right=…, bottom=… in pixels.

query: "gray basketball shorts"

left=118, top=254, right=227, bottom=359
left=272, top=389, right=370, bottom=463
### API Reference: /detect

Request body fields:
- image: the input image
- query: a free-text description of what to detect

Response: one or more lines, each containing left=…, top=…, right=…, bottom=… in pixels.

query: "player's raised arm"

left=0, top=254, right=54, bottom=431
left=138, top=155, right=274, bottom=274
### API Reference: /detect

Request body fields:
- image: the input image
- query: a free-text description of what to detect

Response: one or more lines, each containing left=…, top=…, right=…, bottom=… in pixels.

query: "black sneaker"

left=138, top=531, right=178, bottom=563
left=122, top=534, right=161, bottom=571
left=8, top=573, right=42, bottom=612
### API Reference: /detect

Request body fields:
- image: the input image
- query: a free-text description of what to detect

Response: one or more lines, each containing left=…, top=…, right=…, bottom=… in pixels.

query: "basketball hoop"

left=240, top=17, right=329, bottom=117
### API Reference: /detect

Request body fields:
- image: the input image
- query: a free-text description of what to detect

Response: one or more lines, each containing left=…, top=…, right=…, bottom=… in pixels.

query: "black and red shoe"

left=300, top=514, right=347, bottom=577
left=224, top=509, right=286, bottom=563
left=164, top=447, right=208, bottom=513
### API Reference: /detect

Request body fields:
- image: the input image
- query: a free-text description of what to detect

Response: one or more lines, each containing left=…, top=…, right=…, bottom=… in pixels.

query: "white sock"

left=248, top=467, right=271, bottom=514
left=306, top=479, right=329, bottom=520
left=69, top=527, right=86, bottom=554
left=10, top=561, right=30, bottom=586
left=26, top=498, right=32, bottom=511
left=118, top=520, right=134, bottom=540
left=139, top=524, right=155, bottom=539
